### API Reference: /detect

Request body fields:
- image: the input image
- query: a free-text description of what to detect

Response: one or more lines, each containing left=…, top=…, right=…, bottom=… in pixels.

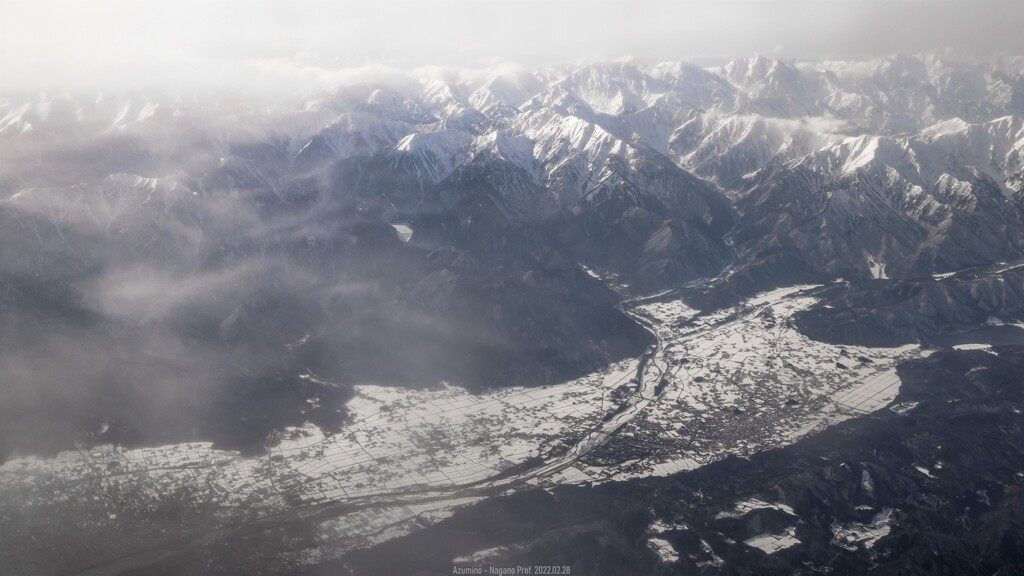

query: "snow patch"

left=745, top=527, right=800, bottom=554
left=648, top=537, right=679, bottom=563
left=716, top=498, right=796, bottom=519
left=863, top=251, right=888, bottom=280
left=391, top=223, right=414, bottom=242
left=832, top=508, right=894, bottom=551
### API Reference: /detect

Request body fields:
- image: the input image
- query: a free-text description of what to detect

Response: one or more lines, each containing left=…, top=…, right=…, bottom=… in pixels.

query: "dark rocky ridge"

left=795, top=265, right=1024, bottom=346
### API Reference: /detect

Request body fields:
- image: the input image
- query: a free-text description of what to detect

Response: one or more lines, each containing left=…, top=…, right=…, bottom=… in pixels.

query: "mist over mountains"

left=3, top=53, right=1024, bottom=461
left=3, top=48, right=1024, bottom=575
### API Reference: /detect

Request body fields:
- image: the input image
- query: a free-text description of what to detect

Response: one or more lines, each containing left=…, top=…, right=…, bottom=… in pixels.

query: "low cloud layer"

left=2, top=0, right=1023, bottom=95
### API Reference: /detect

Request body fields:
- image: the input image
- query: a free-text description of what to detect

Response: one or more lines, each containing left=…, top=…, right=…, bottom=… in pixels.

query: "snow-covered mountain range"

left=4, top=54, right=1024, bottom=576
left=2, top=54, right=1024, bottom=459
left=5, top=54, right=1023, bottom=288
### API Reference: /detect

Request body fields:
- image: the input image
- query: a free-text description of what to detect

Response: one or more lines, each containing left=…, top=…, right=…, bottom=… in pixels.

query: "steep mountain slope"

left=0, top=164, right=648, bottom=461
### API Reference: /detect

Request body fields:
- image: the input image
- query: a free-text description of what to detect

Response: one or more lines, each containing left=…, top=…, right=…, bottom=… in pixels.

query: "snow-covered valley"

left=0, top=282, right=927, bottom=563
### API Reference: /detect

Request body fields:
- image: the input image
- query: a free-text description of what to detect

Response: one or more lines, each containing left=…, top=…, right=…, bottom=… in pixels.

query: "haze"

left=2, top=0, right=1024, bottom=94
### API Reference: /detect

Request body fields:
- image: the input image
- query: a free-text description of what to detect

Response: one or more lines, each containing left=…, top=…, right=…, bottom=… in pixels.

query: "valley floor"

left=0, top=282, right=928, bottom=573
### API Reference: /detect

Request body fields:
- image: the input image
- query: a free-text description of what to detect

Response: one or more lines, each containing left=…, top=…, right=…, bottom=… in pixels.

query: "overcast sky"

left=2, top=0, right=1023, bottom=94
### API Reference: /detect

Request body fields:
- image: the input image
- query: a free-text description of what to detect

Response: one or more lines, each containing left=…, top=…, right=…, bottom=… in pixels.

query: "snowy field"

left=575, top=285, right=922, bottom=481
left=0, top=283, right=926, bottom=556
left=0, top=360, right=640, bottom=550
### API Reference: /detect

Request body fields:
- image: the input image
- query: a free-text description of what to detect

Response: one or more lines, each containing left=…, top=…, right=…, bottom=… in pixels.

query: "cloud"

left=1, top=1, right=1022, bottom=94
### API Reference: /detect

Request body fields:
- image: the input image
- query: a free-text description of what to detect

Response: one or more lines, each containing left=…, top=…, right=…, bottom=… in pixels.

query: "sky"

left=2, top=0, right=1023, bottom=94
